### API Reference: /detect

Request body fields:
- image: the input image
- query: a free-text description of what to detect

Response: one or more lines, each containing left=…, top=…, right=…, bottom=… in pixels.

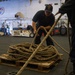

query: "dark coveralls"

left=32, top=10, right=55, bottom=46
left=58, top=0, right=75, bottom=73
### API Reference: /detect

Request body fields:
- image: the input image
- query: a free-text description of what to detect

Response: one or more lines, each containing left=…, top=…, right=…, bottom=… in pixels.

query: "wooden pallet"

left=0, top=54, right=63, bottom=73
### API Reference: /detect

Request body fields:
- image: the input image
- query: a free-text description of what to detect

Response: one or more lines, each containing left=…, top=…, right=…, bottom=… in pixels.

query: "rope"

left=7, top=14, right=70, bottom=75
left=7, top=43, right=59, bottom=62
left=15, top=14, right=62, bottom=75
left=64, top=19, right=71, bottom=75
left=43, top=27, right=69, bottom=54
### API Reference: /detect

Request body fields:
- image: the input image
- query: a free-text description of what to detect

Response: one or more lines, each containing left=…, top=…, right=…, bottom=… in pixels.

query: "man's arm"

left=45, top=26, right=51, bottom=30
left=59, top=0, right=75, bottom=14
left=32, top=21, right=37, bottom=33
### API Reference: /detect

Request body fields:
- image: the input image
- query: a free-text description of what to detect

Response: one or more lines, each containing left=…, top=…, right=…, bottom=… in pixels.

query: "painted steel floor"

left=0, top=35, right=72, bottom=75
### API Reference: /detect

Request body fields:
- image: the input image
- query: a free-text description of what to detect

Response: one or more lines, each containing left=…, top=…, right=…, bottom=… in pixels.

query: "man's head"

left=45, top=4, right=53, bottom=16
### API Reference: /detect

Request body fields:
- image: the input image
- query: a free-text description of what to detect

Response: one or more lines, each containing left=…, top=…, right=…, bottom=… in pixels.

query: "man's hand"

left=40, top=26, right=44, bottom=29
left=34, top=29, right=36, bottom=34
left=45, top=26, right=51, bottom=30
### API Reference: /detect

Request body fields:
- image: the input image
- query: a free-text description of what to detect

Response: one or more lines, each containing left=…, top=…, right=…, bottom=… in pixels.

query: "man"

left=56, top=0, right=75, bottom=75
left=32, top=4, right=55, bottom=46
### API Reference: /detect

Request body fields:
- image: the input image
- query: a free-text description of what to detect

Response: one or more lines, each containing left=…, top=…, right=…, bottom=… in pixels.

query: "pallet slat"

left=0, top=54, right=62, bottom=73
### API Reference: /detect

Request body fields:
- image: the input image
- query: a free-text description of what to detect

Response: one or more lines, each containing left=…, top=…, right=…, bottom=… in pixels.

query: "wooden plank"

left=0, top=54, right=62, bottom=73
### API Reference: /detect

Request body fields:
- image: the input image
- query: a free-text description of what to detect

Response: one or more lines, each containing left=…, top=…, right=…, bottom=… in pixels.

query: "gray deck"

left=0, top=35, right=72, bottom=75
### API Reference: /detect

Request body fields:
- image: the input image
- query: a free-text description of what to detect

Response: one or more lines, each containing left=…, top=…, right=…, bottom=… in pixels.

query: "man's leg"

left=34, top=29, right=42, bottom=44
left=69, top=27, right=75, bottom=75
left=35, top=36, right=41, bottom=44
left=46, top=36, right=54, bottom=46
left=68, top=63, right=75, bottom=75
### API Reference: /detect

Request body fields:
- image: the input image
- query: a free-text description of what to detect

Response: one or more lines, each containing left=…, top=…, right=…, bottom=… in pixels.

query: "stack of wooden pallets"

left=0, top=54, right=62, bottom=72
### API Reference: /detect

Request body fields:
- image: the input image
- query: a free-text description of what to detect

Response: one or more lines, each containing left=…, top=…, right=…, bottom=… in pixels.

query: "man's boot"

left=69, top=63, right=75, bottom=75
left=69, top=72, right=75, bottom=75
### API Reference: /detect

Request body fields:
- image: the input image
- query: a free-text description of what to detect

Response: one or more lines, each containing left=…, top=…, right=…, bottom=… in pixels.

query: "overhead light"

left=15, top=12, right=24, bottom=19
left=54, top=3, right=58, bottom=5
left=0, top=0, right=8, bottom=2
left=39, top=0, right=42, bottom=3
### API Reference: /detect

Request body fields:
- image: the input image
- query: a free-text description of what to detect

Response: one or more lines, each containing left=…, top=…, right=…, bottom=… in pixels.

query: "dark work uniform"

left=58, top=0, right=75, bottom=74
left=32, top=10, right=55, bottom=46
left=59, top=0, right=75, bottom=63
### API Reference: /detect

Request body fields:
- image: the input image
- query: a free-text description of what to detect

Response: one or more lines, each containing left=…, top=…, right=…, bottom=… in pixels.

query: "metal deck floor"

left=0, top=36, right=72, bottom=75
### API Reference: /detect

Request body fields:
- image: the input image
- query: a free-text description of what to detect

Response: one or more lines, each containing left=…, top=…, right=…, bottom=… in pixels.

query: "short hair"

left=45, top=4, right=53, bottom=12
